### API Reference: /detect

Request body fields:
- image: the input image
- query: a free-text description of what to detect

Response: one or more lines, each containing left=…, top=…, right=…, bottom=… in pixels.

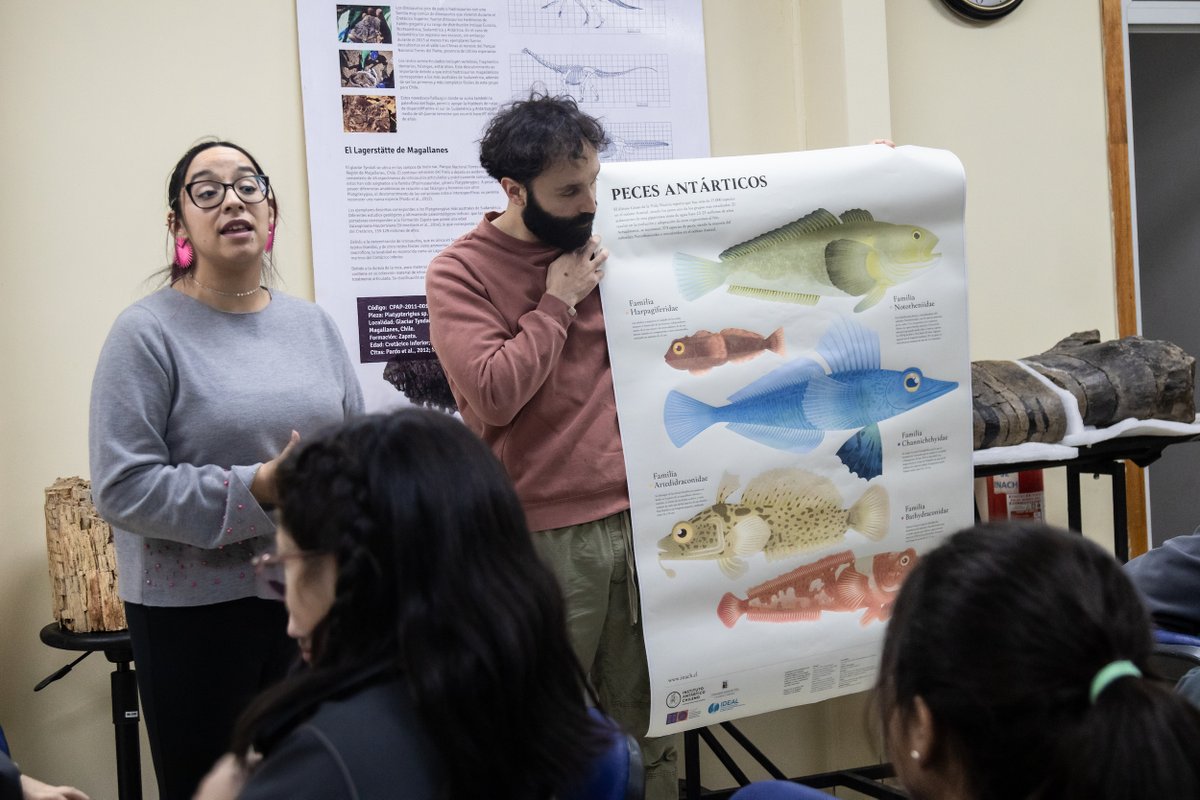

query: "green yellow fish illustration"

left=657, top=470, right=889, bottom=579
left=673, top=208, right=940, bottom=312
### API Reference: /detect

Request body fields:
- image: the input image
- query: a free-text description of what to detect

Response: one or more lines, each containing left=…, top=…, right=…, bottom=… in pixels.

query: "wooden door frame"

left=1100, top=0, right=1149, bottom=558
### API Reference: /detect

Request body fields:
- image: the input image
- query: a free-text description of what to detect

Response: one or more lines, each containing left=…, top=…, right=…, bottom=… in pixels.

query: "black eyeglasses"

left=184, top=174, right=270, bottom=209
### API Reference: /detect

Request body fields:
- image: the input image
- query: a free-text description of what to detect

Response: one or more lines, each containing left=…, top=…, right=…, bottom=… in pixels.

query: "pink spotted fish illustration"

left=718, top=548, right=918, bottom=628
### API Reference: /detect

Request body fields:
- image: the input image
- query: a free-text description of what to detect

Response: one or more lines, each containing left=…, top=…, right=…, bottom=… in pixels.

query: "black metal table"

left=37, top=623, right=141, bottom=800
left=681, top=722, right=902, bottom=799
left=974, top=432, right=1200, bottom=563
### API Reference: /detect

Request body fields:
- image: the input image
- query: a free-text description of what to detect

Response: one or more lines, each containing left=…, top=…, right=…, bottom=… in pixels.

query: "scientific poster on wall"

left=296, top=1, right=710, bottom=410
left=594, top=145, right=975, bottom=736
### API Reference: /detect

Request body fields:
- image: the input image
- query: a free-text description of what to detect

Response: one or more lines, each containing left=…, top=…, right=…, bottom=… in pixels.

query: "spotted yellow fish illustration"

left=673, top=208, right=939, bottom=312
left=657, top=470, right=888, bottom=579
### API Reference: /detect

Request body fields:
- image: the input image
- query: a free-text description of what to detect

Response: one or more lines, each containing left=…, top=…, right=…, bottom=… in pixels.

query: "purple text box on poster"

left=356, top=295, right=434, bottom=363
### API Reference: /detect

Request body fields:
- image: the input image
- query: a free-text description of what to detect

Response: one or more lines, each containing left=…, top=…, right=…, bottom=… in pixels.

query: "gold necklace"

left=188, top=275, right=262, bottom=298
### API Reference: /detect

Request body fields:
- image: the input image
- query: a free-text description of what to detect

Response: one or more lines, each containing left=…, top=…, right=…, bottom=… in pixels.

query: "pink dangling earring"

left=265, top=224, right=276, bottom=254
left=174, top=237, right=194, bottom=269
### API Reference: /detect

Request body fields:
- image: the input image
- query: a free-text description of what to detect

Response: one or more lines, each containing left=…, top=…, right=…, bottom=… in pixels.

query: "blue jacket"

left=1124, top=532, right=1200, bottom=635
left=239, top=673, right=442, bottom=800
left=1, top=753, right=19, bottom=800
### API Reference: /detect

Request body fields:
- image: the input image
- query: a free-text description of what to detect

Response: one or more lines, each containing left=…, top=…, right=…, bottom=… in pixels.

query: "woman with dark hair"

left=877, top=522, right=1200, bottom=800
left=89, top=139, right=363, bottom=800
left=194, top=410, right=607, bottom=799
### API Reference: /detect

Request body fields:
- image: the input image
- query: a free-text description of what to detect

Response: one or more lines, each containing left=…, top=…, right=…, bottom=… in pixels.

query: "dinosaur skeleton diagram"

left=538, top=0, right=646, bottom=29
left=595, top=145, right=974, bottom=735
left=600, top=124, right=672, bottom=161
left=519, top=47, right=665, bottom=104
left=296, top=0, right=708, bottom=411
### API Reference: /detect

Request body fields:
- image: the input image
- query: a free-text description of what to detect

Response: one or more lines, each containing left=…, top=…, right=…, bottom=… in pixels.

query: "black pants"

left=125, top=597, right=294, bottom=800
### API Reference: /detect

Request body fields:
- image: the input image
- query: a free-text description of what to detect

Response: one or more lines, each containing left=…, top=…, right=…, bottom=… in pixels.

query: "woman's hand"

left=250, top=430, right=300, bottom=507
left=193, top=754, right=249, bottom=800
left=19, top=774, right=90, bottom=800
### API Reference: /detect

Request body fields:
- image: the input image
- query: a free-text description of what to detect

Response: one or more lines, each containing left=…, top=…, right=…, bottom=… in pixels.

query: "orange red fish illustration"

left=664, top=327, right=786, bottom=374
left=717, top=548, right=917, bottom=628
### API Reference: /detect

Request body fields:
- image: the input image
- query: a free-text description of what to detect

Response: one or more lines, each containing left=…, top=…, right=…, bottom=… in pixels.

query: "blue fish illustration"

left=662, top=318, right=957, bottom=479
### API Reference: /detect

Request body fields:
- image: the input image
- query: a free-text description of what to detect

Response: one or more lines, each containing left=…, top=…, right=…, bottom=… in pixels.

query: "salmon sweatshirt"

left=426, top=213, right=629, bottom=532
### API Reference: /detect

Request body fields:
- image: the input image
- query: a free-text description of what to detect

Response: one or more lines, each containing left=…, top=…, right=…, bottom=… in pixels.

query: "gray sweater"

left=89, top=287, right=363, bottom=606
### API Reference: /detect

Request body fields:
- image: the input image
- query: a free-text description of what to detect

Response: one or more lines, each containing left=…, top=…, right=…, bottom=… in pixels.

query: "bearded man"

left=425, top=93, right=677, bottom=798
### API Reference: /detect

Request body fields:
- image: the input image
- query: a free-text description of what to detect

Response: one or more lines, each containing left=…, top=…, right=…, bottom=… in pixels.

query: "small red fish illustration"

left=717, top=548, right=917, bottom=628
left=664, top=327, right=785, bottom=375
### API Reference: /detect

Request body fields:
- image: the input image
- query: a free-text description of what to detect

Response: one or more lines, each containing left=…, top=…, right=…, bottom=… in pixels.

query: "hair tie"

left=1089, top=660, right=1142, bottom=704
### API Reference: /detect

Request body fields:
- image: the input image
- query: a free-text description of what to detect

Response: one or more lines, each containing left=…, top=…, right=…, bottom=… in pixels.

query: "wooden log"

left=972, top=361, right=1068, bottom=449
left=44, top=477, right=125, bottom=632
left=1021, top=330, right=1195, bottom=427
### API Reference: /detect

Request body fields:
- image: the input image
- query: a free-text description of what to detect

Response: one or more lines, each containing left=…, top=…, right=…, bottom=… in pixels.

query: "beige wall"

left=887, top=0, right=1116, bottom=357
left=885, top=0, right=1118, bottom=554
left=0, top=0, right=1115, bottom=796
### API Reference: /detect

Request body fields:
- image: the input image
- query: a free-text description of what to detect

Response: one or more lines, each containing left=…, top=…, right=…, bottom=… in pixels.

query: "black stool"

left=37, top=623, right=141, bottom=800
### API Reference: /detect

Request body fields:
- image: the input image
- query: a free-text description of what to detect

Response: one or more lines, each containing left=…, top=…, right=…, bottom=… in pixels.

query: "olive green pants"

left=534, top=510, right=678, bottom=800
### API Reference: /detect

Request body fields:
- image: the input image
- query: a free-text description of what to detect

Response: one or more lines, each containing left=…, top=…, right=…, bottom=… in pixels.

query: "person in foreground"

left=732, top=521, right=1200, bottom=800
left=1124, top=528, right=1200, bottom=636
left=879, top=521, right=1200, bottom=800
left=425, top=92, right=678, bottom=798
left=194, top=410, right=608, bottom=799
left=89, top=139, right=363, bottom=799
left=1124, top=529, right=1200, bottom=706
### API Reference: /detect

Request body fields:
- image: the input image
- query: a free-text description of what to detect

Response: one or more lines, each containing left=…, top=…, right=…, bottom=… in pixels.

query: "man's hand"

left=545, top=235, right=609, bottom=310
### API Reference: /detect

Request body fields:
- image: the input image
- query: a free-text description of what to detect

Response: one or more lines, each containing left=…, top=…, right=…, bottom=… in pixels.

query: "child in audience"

left=733, top=522, right=1200, bottom=800
left=196, top=410, right=607, bottom=799
left=878, top=521, right=1200, bottom=799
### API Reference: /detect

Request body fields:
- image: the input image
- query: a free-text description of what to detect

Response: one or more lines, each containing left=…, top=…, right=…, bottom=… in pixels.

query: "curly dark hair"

left=878, top=522, right=1200, bottom=800
left=232, top=410, right=604, bottom=798
left=382, top=357, right=458, bottom=413
left=478, top=92, right=608, bottom=184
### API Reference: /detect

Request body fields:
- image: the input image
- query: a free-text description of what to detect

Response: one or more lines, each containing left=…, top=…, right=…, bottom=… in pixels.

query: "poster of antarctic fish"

left=594, top=145, right=974, bottom=736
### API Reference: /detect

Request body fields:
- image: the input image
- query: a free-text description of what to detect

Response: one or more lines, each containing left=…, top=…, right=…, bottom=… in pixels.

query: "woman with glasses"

left=194, top=410, right=607, bottom=799
left=88, top=140, right=363, bottom=800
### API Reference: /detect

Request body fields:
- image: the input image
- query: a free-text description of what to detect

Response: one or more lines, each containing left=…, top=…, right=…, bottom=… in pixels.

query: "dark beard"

left=522, top=187, right=594, bottom=251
